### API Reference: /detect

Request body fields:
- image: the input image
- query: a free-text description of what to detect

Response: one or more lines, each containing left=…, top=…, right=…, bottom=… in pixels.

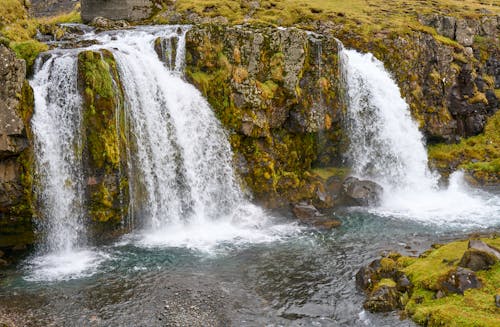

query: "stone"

left=439, top=267, right=482, bottom=295
left=291, top=203, right=323, bottom=220
left=82, top=0, right=153, bottom=23
left=356, top=265, right=375, bottom=290
left=495, top=295, right=500, bottom=308
left=396, top=274, right=413, bottom=293
left=90, top=17, right=130, bottom=29
left=458, top=240, right=500, bottom=271
left=0, top=258, right=8, bottom=266
left=0, top=250, right=4, bottom=258
left=340, top=177, right=383, bottom=206
left=364, top=285, right=401, bottom=312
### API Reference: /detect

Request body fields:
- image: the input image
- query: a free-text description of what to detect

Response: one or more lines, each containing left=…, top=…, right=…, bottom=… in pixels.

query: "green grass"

left=401, top=237, right=500, bottom=326
left=428, top=110, right=500, bottom=182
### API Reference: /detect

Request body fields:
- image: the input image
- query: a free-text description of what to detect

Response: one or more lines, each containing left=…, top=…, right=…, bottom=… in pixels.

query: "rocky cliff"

left=0, top=44, right=34, bottom=248
left=81, top=0, right=153, bottom=23
left=185, top=25, right=344, bottom=207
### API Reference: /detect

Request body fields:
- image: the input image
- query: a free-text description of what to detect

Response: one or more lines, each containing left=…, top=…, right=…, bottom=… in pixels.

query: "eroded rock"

left=364, top=284, right=402, bottom=312
left=458, top=239, right=500, bottom=271
left=439, top=267, right=482, bottom=295
left=340, top=177, right=383, bottom=206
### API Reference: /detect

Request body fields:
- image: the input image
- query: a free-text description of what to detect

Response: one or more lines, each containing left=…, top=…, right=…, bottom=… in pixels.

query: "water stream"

left=0, top=27, right=499, bottom=326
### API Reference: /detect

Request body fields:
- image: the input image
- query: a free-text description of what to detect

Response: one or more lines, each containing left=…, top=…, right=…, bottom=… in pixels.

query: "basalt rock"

left=81, top=0, right=153, bottom=23
left=438, top=267, right=482, bottom=295
left=0, top=45, right=34, bottom=248
left=458, top=239, right=500, bottom=271
left=185, top=25, right=344, bottom=207
left=340, top=177, right=383, bottom=207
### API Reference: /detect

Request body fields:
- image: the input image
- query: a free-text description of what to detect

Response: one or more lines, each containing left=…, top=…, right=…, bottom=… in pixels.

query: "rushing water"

left=1, top=26, right=499, bottom=326
left=341, top=48, right=500, bottom=225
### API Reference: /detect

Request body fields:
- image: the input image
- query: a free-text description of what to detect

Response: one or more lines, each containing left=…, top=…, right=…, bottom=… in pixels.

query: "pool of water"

left=2, top=207, right=498, bottom=327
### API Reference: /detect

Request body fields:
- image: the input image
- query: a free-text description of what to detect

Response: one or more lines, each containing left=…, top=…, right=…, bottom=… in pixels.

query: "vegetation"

left=428, top=110, right=500, bottom=184
left=403, top=237, right=500, bottom=326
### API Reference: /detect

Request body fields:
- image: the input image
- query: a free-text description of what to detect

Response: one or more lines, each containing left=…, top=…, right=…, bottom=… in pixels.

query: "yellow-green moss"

left=428, top=110, right=500, bottom=184
left=399, top=237, right=500, bottom=326
left=10, top=40, right=48, bottom=72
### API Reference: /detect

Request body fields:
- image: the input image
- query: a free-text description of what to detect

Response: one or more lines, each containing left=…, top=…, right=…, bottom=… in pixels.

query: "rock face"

left=340, top=177, right=383, bottom=206
left=81, top=0, right=153, bottom=23
left=0, top=45, right=34, bottom=248
left=332, top=14, right=499, bottom=143
left=459, top=239, right=500, bottom=271
left=438, top=267, right=482, bottom=295
left=185, top=25, right=344, bottom=206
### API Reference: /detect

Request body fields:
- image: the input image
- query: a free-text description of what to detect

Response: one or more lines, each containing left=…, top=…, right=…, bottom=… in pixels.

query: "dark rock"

left=459, top=249, right=498, bottom=271
left=439, top=267, right=482, bottom=295
left=356, top=265, right=375, bottom=290
left=364, top=285, right=401, bottom=312
left=459, top=239, right=500, bottom=271
left=340, top=177, right=383, bottom=206
left=0, top=258, right=8, bottom=266
left=396, top=274, right=413, bottom=293
left=90, top=17, right=130, bottom=30
left=0, top=250, right=4, bottom=258
left=291, top=203, right=323, bottom=220
left=495, top=295, right=500, bottom=308
left=82, top=0, right=153, bottom=23
left=435, top=290, right=445, bottom=299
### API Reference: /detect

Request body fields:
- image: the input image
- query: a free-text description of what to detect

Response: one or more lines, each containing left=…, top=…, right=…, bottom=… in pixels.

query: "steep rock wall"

left=81, top=0, right=153, bottom=23
left=185, top=25, right=344, bottom=207
left=0, top=44, right=34, bottom=248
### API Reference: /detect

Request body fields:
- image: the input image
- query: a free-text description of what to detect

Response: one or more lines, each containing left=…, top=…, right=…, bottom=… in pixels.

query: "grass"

left=169, top=0, right=499, bottom=28
left=428, top=110, right=500, bottom=182
left=402, top=237, right=500, bottom=327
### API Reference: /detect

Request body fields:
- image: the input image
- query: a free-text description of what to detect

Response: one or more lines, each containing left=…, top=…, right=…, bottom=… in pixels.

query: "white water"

left=87, top=26, right=297, bottom=249
left=28, top=52, right=108, bottom=281
left=341, top=49, right=500, bottom=226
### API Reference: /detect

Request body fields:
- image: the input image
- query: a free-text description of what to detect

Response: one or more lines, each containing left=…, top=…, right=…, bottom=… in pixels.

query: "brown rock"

left=340, top=177, right=383, bottom=206
left=364, top=285, right=402, bottom=312
left=292, top=203, right=323, bottom=220
left=459, top=240, right=500, bottom=271
left=439, top=267, right=482, bottom=295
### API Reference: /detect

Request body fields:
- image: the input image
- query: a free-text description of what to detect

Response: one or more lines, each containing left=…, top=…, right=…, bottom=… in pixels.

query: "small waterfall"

left=91, top=27, right=276, bottom=247
left=28, top=52, right=108, bottom=281
left=31, top=53, right=85, bottom=252
left=340, top=48, right=500, bottom=225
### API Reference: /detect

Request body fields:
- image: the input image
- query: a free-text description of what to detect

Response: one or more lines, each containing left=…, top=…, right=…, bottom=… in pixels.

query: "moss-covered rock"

left=185, top=24, right=346, bottom=206
left=359, top=237, right=500, bottom=326
left=77, top=49, right=129, bottom=230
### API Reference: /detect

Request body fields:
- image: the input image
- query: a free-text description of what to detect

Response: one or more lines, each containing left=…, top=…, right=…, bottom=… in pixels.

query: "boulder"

left=458, top=240, right=500, bottom=271
left=81, top=0, right=153, bottom=23
left=340, top=177, right=383, bottom=206
left=364, top=284, right=402, bottom=312
left=439, top=267, right=482, bottom=295
left=292, top=203, right=323, bottom=220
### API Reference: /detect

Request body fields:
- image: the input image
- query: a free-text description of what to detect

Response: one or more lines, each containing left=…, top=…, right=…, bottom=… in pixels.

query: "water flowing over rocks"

left=185, top=24, right=344, bottom=206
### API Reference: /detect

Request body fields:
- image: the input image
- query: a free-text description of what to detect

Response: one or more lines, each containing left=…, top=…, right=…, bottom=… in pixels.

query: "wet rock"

left=292, top=203, right=323, bottom=220
left=0, top=258, right=7, bottom=266
left=90, top=16, right=130, bottom=30
left=364, top=285, right=402, bottom=312
left=340, top=177, right=383, bottom=206
left=458, top=239, right=500, bottom=271
left=439, top=267, right=482, bottom=295
left=356, top=265, right=376, bottom=290
left=396, top=274, right=413, bottom=293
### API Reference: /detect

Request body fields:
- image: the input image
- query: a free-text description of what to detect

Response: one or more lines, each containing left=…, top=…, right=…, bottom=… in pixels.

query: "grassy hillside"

left=169, top=0, right=499, bottom=28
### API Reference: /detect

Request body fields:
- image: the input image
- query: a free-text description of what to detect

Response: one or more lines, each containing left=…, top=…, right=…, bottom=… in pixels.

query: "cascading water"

left=340, top=48, right=500, bottom=225
left=89, top=26, right=284, bottom=249
left=28, top=52, right=108, bottom=281
left=26, top=26, right=294, bottom=281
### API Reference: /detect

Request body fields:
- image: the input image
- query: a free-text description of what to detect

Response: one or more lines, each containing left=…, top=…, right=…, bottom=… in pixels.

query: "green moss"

left=398, top=237, right=500, bottom=326
left=77, top=50, right=129, bottom=224
left=311, top=167, right=349, bottom=180
left=428, top=110, right=500, bottom=184
left=10, top=40, right=48, bottom=73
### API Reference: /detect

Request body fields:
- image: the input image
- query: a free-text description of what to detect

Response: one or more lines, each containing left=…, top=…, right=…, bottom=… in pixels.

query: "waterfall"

left=340, top=48, right=500, bottom=225
left=27, top=52, right=108, bottom=281
left=25, top=25, right=292, bottom=281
